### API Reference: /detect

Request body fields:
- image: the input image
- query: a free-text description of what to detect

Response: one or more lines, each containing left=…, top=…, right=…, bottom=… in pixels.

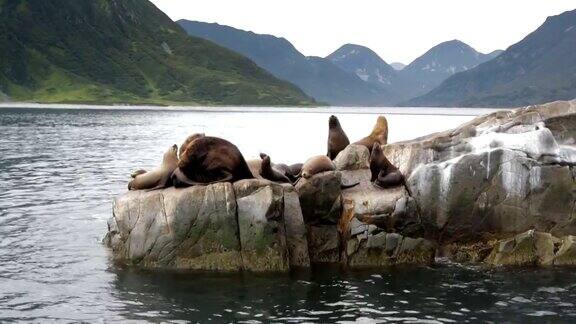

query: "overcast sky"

left=150, top=0, right=575, bottom=64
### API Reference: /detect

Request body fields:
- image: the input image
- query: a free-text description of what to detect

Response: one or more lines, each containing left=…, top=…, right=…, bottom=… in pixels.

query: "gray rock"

left=385, top=100, right=576, bottom=243
left=108, top=185, right=243, bottom=271
left=554, top=235, right=576, bottom=266
left=334, top=145, right=371, bottom=171
left=107, top=180, right=306, bottom=272
left=296, top=171, right=342, bottom=224
left=307, top=225, right=340, bottom=263
left=282, top=184, right=311, bottom=268
left=234, top=180, right=289, bottom=272
left=485, top=230, right=555, bottom=266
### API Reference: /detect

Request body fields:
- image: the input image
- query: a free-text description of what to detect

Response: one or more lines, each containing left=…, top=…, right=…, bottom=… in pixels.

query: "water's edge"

left=0, top=102, right=506, bottom=116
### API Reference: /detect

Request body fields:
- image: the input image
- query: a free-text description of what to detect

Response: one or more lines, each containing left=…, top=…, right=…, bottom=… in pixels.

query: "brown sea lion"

left=247, top=154, right=292, bottom=183
left=128, top=145, right=179, bottom=191
left=260, top=153, right=292, bottom=183
left=287, top=163, right=303, bottom=178
left=355, top=116, right=389, bottom=152
left=301, top=155, right=336, bottom=179
left=179, top=133, right=206, bottom=158
left=327, top=115, right=350, bottom=160
left=172, top=136, right=254, bottom=187
left=370, top=143, right=404, bottom=188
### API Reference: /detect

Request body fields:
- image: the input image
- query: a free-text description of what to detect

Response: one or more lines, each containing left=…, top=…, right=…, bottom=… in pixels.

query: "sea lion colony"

left=128, top=115, right=403, bottom=190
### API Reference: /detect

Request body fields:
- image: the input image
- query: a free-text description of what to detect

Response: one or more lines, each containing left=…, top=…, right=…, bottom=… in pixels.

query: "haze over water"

left=1, top=106, right=575, bottom=323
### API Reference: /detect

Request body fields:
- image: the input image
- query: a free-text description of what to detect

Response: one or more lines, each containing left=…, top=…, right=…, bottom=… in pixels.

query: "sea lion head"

left=163, top=144, right=179, bottom=166
left=329, top=115, right=341, bottom=129
left=179, top=133, right=206, bottom=158
left=371, top=142, right=383, bottom=160
left=372, top=116, right=388, bottom=134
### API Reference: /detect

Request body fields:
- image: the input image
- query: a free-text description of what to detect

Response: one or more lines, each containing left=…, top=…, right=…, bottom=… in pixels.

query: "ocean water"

left=1, top=106, right=576, bottom=323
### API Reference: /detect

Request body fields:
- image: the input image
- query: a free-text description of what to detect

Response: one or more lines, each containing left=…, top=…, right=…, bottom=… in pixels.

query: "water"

left=1, top=106, right=575, bottom=323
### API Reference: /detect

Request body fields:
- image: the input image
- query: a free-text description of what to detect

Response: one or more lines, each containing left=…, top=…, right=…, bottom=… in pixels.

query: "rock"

left=384, top=100, right=576, bottom=243
left=281, top=184, right=311, bottom=268
left=334, top=145, right=370, bottom=171
left=346, top=229, right=436, bottom=268
left=234, top=180, right=289, bottom=272
left=340, top=196, right=435, bottom=268
left=485, top=230, right=555, bottom=266
left=107, top=180, right=305, bottom=272
left=307, top=225, right=340, bottom=263
left=554, top=235, right=576, bottom=266
left=107, top=184, right=243, bottom=271
left=296, top=171, right=342, bottom=224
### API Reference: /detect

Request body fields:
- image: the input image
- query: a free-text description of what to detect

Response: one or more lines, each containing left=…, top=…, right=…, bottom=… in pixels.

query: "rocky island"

left=105, top=100, right=576, bottom=271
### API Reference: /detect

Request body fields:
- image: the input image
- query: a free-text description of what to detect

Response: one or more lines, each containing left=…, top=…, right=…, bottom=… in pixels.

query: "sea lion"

left=287, top=163, right=303, bottom=178
left=327, top=115, right=350, bottom=160
left=370, top=143, right=404, bottom=188
left=355, top=116, right=389, bottom=152
left=260, top=153, right=292, bottom=183
left=301, top=155, right=336, bottom=179
left=247, top=154, right=292, bottom=183
left=179, top=133, right=206, bottom=158
left=172, top=136, right=254, bottom=187
left=128, top=145, right=179, bottom=191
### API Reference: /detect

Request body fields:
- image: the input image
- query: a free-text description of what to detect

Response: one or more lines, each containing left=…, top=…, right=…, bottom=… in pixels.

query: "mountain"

left=391, top=63, right=406, bottom=71
left=326, top=44, right=416, bottom=101
left=327, top=44, right=400, bottom=87
left=178, top=20, right=399, bottom=106
left=0, top=0, right=313, bottom=106
left=401, top=40, right=500, bottom=97
left=487, top=50, right=505, bottom=60
left=408, top=9, right=576, bottom=107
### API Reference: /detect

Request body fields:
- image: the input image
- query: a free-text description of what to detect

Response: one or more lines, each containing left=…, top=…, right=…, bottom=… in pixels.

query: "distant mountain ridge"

left=0, top=0, right=313, bottom=106
left=179, top=20, right=509, bottom=106
left=400, top=40, right=502, bottom=98
left=408, top=9, right=576, bottom=107
left=178, top=20, right=399, bottom=106
left=326, top=44, right=415, bottom=101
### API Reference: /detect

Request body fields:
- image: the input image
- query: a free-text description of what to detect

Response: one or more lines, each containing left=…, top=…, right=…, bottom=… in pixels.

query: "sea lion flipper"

left=131, top=169, right=147, bottom=178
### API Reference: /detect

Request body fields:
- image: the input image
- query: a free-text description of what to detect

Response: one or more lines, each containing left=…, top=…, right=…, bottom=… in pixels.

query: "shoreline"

left=0, top=102, right=507, bottom=116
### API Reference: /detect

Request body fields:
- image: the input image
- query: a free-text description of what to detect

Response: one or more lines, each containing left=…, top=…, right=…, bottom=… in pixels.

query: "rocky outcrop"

left=106, top=180, right=308, bottom=272
left=385, top=100, right=576, bottom=245
left=107, top=100, right=576, bottom=270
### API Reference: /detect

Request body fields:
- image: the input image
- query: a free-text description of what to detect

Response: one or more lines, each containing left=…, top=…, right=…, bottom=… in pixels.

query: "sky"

left=150, top=0, right=576, bottom=64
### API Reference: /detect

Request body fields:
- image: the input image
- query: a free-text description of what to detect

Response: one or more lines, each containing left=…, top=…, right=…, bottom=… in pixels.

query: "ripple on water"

left=2, top=108, right=576, bottom=323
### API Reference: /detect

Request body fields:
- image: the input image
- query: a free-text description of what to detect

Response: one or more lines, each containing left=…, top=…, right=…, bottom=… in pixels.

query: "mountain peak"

left=327, top=44, right=382, bottom=63
left=400, top=39, right=495, bottom=96
left=407, top=8, right=576, bottom=107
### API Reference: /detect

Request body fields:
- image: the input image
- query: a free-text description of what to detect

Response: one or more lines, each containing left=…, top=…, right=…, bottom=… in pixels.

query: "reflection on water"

left=1, top=107, right=575, bottom=323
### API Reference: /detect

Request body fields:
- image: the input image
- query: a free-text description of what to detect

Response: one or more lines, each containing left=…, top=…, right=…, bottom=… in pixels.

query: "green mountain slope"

left=0, top=0, right=314, bottom=106
left=407, top=10, right=576, bottom=107
left=178, top=20, right=399, bottom=106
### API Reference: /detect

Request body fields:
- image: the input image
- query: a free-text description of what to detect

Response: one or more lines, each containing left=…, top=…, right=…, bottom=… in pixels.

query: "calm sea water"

left=1, top=106, right=576, bottom=323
